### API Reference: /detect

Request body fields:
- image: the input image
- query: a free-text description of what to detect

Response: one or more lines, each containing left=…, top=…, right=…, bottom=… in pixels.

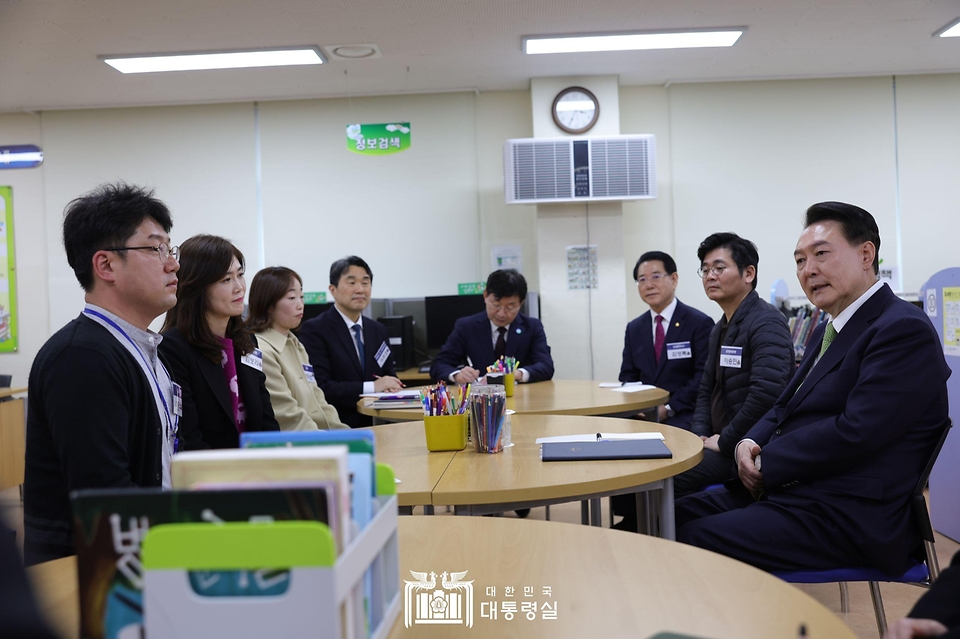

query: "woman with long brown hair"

left=159, top=234, right=278, bottom=449
left=247, top=266, right=347, bottom=431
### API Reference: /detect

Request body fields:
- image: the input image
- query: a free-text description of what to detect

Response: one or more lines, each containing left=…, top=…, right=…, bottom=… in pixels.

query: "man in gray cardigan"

left=675, top=232, right=794, bottom=497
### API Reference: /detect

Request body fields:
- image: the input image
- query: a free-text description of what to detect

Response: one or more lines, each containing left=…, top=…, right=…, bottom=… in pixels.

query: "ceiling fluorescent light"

left=524, top=30, right=744, bottom=55
left=935, top=18, right=960, bottom=38
left=101, top=47, right=324, bottom=74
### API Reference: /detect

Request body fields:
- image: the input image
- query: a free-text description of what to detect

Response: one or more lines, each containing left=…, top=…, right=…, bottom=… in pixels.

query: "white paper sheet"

left=535, top=432, right=664, bottom=444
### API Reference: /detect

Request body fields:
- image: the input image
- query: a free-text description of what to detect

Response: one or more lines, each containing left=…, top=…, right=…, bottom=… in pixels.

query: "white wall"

left=631, top=77, right=900, bottom=320
left=259, top=92, right=481, bottom=298
left=620, top=85, right=678, bottom=321
left=0, top=113, right=49, bottom=386
left=41, top=103, right=259, bottom=332
left=895, top=74, right=960, bottom=291
left=475, top=91, right=538, bottom=286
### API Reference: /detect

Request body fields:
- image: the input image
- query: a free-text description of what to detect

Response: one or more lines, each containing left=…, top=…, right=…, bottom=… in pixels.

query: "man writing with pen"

left=430, top=269, right=554, bottom=386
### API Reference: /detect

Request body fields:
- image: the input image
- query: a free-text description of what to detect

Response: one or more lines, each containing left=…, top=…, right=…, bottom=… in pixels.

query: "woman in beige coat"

left=247, top=267, right=348, bottom=430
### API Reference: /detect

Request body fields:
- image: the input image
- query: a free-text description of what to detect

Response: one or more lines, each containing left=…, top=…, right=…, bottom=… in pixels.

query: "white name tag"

left=720, top=346, right=743, bottom=369
left=666, top=341, right=692, bottom=360
left=302, top=364, right=316, bottom=384
left=171, top=382, right=183, bottom=417
left=241, top=348, right=263, bottom=372
left=374, top=342, right=391, bottom=368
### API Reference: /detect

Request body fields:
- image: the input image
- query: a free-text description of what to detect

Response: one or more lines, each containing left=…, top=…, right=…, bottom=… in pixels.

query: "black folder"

left=541, top=439, right=672, bottom=461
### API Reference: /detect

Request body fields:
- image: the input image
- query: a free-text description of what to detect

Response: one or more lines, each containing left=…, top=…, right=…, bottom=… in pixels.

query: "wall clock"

left=551, top=86, right=599, bottom=134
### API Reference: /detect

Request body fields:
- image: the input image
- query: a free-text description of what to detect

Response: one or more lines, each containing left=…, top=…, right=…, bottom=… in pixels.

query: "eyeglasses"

left=487, top=301, right=520, bottom=314
left=697, top=264, right=727, bottom=279
left=102, top=243, right=180, bottom=262
left=636, top=273, right=666, bottom=285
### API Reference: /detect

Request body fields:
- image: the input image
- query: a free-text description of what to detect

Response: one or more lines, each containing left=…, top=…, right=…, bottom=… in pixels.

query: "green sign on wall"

left=346, top=123, right=411, bottom=155
left=0, top=187, right=17, bottom=352
left=458, top=282, right=485, bottom=295
left=304, top=292, right=327, bottom=304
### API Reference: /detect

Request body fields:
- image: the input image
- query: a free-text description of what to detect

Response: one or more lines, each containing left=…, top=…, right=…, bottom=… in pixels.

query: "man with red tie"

left=618, top=251, right=714, bottom=427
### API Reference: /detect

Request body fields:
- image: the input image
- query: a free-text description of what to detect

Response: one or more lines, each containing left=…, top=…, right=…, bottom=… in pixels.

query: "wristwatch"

left=664, top=404, right=675, bottom=418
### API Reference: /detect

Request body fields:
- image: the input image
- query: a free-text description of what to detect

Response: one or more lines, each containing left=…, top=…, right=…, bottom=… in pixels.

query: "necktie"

left=495, top=326, right=507, bottom=360
left=351, top=324, right=365, bottom=374
left=654, top=315, right=666, bottom=363
left=818, top=322, right=837, bottom=360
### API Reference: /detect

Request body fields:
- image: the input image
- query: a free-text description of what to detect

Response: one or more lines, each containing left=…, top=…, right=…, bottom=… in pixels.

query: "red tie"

left=654, top=315, right=665, bottom=363
left=495, top=326, right=507, bottom=360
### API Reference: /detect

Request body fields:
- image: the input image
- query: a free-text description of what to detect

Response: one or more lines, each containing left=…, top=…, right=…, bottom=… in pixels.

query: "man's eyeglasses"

left=102, top=243, right=180, bottom=262
left=697, top=265, right=727, bottom=279
left=487, top=301, right=520, bottom=314
left=636, top=273, right=666, bottom=285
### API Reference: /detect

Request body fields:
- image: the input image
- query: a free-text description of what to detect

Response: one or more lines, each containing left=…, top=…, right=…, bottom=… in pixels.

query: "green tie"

left=818, top=322, right=837, bottom=359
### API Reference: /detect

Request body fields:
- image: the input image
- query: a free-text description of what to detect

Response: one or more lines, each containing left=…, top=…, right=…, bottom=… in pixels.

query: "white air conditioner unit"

left=503, top=135, right=656, bottom=204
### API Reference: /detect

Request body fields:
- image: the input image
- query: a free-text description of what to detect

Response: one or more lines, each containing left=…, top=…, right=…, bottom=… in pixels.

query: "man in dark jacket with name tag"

left=676, top=232, right=794, bottom=498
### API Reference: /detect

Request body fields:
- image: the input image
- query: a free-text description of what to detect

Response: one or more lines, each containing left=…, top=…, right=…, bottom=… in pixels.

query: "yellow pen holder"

left=424, top=413, right=468, bottom=452
left=503, top=374, right=515, bottom=397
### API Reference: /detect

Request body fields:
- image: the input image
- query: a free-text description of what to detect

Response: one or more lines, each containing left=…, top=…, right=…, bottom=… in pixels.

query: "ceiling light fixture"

left=523, top=29, right=744, bottom=55
left=935, top=18, right=960, bottom=38
left=101, top=47, right=324, bottom=74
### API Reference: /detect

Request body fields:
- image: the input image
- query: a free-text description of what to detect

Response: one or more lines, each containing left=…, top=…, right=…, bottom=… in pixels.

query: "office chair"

left=773, top=419, right=953, bottom=638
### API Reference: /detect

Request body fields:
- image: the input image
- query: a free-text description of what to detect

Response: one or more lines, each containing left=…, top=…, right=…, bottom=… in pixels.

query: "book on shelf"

left=70, top=486, right=333, bottom=639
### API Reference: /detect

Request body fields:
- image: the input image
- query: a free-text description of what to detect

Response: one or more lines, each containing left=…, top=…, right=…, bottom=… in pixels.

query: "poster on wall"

left=566, top=245, right=598, bottom=290
left=491, top=245, right=523, bottom=272
left=0, top=187, right=18, bottom=352
left=942, top=287, right=960, bottom=357
left=346, top=123, right=411, bottom=155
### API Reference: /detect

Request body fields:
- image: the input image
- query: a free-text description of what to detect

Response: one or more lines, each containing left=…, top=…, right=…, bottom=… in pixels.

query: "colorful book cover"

left=171, top=446, right=351, bottom=549
left=70, top=487, right=332, bottom=639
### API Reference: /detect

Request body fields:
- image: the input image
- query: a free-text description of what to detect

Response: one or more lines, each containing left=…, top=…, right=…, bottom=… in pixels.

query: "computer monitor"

left=302, top=302, right=333, bottom=322
left=424, top=295, right=486, bottom=350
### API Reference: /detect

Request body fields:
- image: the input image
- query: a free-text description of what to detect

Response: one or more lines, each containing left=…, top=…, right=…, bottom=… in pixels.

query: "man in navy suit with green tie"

left=430, top=269, right=554, bottom=385
left=677, top=202, right=951, bottom=576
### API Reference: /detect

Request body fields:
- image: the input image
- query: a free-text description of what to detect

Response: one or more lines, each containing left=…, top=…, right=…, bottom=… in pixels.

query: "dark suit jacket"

left=619, top=299, right=714, bottom=428
left=159, top=328, right=279, bottom=449
left=430, top=311, right=554, bottom=383
left=742, top=284, right=951, bottom=575
left=298, top=307, right=397, bottom=428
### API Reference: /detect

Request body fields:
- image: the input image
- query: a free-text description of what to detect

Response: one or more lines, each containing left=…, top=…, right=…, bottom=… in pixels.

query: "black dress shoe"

left=514, top=509, right=531, bottom=518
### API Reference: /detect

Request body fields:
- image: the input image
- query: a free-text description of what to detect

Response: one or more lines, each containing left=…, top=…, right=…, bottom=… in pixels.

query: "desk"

left=0, top=387, right=28, bottom=492
left=367, top=415, right=702, bottom=538
left=28, top=516, right=856, bottom=639
left=359, top=380, right=669, bottom=423
left=396, top=366, right=431, bottom=386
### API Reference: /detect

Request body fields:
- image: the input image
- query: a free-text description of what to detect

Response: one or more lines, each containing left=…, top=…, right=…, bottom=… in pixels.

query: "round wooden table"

left=358, top=380, right=669, bottom=422
left=369, top=414, right=702, bottom=538
left=27, top=517, right=856, bottom=639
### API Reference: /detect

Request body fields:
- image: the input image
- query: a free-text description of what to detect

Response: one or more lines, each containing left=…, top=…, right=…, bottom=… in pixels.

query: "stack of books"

left=788, top=306, right=828, bottom=361
left=71, top=431, right=399, bottom=639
